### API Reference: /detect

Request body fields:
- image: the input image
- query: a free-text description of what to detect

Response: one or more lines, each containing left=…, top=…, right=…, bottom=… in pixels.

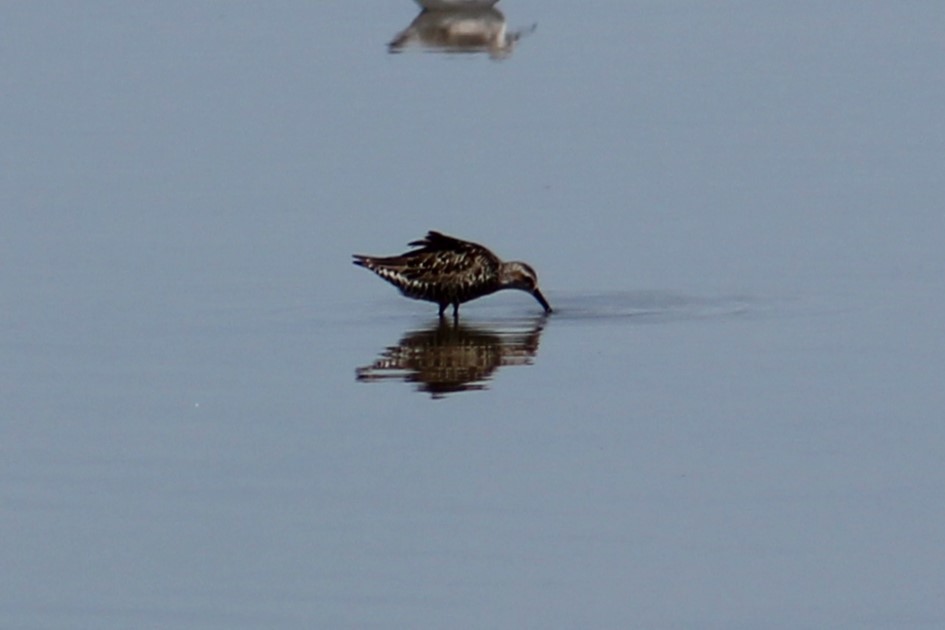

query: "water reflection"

left=356, top=317, right=546, bottom=398
left=389, top=6, right=535, bottom=59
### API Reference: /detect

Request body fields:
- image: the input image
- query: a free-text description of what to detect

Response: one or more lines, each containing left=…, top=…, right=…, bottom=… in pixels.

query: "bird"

left=353, top=231, right=552, bottom=320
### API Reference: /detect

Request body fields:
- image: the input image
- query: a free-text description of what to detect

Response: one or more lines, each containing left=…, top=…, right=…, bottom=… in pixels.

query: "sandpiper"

left=353, top=231, right=552, bottom=320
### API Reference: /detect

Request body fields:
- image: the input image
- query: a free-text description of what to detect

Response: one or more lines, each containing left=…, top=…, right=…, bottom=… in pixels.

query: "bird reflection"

left=356, top=317, right=546, bottom=398
left=389, top=7, right=535, bottom=59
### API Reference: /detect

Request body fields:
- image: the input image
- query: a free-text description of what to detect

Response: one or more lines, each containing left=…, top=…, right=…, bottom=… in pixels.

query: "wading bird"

left=354, top=231, right=552, bottom=320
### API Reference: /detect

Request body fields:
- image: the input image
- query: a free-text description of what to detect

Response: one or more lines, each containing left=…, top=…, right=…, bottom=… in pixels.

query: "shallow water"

left=3, top=2, right=945, bottom=628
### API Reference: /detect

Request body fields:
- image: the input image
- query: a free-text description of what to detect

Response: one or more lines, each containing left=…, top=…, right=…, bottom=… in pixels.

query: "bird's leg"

left=438, top=303, right=447, bottom=319
left=452, top=303, right=459, bottom=323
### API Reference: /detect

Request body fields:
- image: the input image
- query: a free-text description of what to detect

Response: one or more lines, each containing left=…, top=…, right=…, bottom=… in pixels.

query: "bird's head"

left=499, top=262, right=552, bottom=313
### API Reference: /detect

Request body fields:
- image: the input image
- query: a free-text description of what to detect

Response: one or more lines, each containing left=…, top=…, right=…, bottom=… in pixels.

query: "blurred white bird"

left=414, top=0, right=500, bottom=10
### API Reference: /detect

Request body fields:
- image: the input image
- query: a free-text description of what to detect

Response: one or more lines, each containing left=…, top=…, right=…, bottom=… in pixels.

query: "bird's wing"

left=402, top=232, right=498, bottom=281
left=354, top=232, right=498, bottom=289
left=408, top=231, right=467, bottom=249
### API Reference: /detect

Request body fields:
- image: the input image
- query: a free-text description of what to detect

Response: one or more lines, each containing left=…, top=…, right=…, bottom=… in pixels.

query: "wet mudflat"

left=3, top=2, right=944, bottom=628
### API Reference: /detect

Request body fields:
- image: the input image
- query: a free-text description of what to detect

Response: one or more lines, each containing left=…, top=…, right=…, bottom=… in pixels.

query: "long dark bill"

left=532, top=288, right=552, bottom=314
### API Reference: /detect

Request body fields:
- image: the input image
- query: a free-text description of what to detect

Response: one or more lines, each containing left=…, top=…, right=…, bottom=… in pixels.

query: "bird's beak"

left=532, top=288, right=552, bottom=314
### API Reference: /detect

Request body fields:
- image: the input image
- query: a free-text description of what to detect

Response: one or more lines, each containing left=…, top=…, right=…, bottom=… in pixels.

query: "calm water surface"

left=3, top=2, right=944, bottom=628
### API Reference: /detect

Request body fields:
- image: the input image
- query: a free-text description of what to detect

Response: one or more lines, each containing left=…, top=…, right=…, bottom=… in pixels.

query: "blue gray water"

left=3, top=2, right=944, bottom=628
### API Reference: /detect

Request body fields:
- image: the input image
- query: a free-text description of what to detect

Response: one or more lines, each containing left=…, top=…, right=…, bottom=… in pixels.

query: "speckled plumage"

left=353, top=231, right=551, bottom=319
